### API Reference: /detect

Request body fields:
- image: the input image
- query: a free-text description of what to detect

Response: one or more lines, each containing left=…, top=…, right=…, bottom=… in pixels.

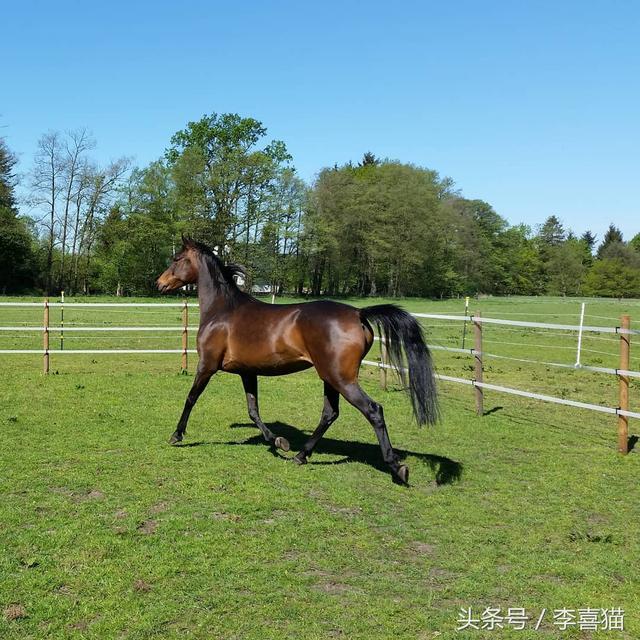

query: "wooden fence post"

left=43, top=297, right=49, bottom=375
left=474, top=311, right=483, bottom=416
left=181, top=300, right=188, bottom=373
left=380, top=337, right=388, bottom=390
left=618, top=315, right=631, bottom=454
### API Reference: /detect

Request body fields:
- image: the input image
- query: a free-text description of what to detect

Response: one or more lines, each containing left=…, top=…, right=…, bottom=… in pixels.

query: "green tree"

left=581, top=230, right=597, bottom=253
left=166, top=113, right=291, bottom=250
left=628, top=232, right=640, bottom=254
left=538, top=215, right=566, bottom=247
left=494, top=225, right=543, bottom=295
left=582, top=259, right=640, bottom=298
left=546, top=239, right=587, bottom=295
left=598, top=240, right=640, bottom=268
left=442, top=198, right=509, bottom=294
left=0, top=138, right=36, bottom=292
left=94, top=204, right=173, bottom=296
left=358, top=152, right=379, bottom=167
left=597, top=224, right=624, bottom=259
left=304, top=160, right=452, bottom=296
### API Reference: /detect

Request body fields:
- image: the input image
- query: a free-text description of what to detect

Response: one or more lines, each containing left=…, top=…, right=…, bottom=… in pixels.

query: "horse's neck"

left=196, top=270, right=233, bottom=320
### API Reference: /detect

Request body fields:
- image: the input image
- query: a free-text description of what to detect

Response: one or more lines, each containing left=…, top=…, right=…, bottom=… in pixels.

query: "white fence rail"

left=0, top=300, right=636, bottom=453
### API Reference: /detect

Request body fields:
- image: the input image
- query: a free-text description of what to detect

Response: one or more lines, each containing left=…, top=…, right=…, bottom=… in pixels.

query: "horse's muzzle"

left=156, top=275, right=181, bottom=293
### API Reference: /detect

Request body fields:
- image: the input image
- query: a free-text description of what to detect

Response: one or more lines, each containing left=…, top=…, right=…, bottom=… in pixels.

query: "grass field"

left=1, top=295, right=639, bottom=638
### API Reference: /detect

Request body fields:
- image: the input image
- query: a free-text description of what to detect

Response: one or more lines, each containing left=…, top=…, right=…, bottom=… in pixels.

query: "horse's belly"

left=222, top=357, right=313, bottom=376
left=256, top=360, right=314, bottom=376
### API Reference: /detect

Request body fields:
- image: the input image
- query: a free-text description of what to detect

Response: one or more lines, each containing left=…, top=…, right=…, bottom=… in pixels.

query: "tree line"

left=1, top=113, right=639, bottom=298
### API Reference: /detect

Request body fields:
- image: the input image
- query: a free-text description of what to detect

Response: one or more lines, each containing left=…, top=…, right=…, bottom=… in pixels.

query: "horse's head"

left=156, top=237, right=200, bottom=293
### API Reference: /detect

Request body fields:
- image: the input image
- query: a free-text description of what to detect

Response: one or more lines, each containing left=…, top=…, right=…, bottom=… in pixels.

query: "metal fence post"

left=43, top=298, right=49, bottom=374
left=618, top=315, right=631, bottom=454
left=575, top=302, right=585, bottom=367
left=380, top=336, right=388, bottom=390
left=474, top=312, right=483, bottom=416
left=181, top=300, right=188, bottom=372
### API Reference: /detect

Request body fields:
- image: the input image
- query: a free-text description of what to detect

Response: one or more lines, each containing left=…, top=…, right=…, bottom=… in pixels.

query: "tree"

left=58, top=129, right=94, bottom=290
left=546, top=239, right=587, bottom=295
left=598, top=240, right=640, bottom=268
left=94, top=204, right=173, bottom=295
left=71, top=157, right=131, bottom=293
left=166, top=113, right=291, bottom=250
left=496, top=225, right=544, bottom=295
left=0, top=138, right=36, bottom=292
left=358, top=152, right=379, bottom=167
left=442, top=198, right=508, bottom=294
left=304, top=160, right=452, bottom=296
left=582, top=259, right=640, bottom=298
left=538, top=215, right=566, bottom=247
left=581, top=230, right=597, bottom=253
left=30, top=131, right=64, bottom=292
left=597, top=224, right=624, bottom=258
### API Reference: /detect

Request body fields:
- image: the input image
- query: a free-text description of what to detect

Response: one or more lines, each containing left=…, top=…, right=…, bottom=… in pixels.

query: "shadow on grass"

left=210, top=421, right=463, bottom=485
left=483, top=406, right=504, bottom=416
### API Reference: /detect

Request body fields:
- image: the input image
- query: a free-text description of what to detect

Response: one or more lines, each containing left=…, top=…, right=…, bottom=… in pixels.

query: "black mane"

left=182, top=237, right=251, bottom=303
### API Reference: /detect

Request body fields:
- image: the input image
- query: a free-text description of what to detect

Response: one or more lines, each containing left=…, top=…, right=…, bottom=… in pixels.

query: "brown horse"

left=156, top=237, right=438, bottom=484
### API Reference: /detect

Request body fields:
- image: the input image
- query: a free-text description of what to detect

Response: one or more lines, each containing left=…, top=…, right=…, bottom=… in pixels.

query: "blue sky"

left=2, top=0, right=638, bottom=242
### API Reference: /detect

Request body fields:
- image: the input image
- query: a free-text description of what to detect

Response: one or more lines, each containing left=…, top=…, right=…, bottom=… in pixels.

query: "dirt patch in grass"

left=48, top=487, right=104, bottom=502
left=137, top=519, right=158, bottom=535
left=313, top=581, right=358, bottom=595
left=68, top=619, right=89, bottom=632
left=304, top=568, right=362, bottom=595
left=210, top=511, right=241, bottom=522
left=323, top=504, right=362, bottom=517
left=149, top=501, right=169, bottom=514
left=4, top=604, right=27, bottom=621
left=408, top=541, right=436, bottom=556
left=67, top=615, right=100, bottom=632
left=133, top=579, right=152, bottom=593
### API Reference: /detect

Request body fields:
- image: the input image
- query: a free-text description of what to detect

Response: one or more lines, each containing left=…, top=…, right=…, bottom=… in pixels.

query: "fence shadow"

left=223, top=421, right=463, bottom=485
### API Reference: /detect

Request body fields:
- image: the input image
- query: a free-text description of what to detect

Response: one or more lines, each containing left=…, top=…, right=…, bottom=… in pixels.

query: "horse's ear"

left=181, top=233, right=191, bottom=248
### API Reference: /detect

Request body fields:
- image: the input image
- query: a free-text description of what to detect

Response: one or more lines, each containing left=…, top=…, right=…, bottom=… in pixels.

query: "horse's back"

left=218, top=298, right=373, bottom=380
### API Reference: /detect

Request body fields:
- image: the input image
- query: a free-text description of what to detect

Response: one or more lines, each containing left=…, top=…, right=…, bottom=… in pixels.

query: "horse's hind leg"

left=170, top=362, right=215, bottom=444
left=241, top=374, right=290, bottom=452
left=337, top=381, right=409, bottom=485
left=294, top=382, right=339, bottom=464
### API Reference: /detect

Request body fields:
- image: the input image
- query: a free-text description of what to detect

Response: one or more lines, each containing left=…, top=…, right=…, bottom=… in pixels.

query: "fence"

left=366, top=310, right=639, bottom=455
left=0, top=300, right=197, bottom=373
left=1, top=299, right=638, bottom=453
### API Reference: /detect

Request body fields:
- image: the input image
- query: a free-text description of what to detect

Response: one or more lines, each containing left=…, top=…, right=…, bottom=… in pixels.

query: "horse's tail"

left=360, top=304, right=439, bottom=426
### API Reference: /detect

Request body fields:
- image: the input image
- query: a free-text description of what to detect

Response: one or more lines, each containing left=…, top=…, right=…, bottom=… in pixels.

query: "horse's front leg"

left=169, top=363, right=215, bottom=444
left=241, top=373, right=290, bottom=452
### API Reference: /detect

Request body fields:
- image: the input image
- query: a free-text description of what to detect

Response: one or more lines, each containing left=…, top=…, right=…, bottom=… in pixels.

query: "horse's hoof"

left=275, top=436, right=290, bottom=452
left=293, top=452, right=307, bottom=465
left=396, top=465, right=409, bottom=485
left=169, top=433, right=183, bottom=445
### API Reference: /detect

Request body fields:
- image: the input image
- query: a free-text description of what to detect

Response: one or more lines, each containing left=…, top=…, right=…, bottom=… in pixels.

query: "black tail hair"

left=360, top=304, right=439, bottom=426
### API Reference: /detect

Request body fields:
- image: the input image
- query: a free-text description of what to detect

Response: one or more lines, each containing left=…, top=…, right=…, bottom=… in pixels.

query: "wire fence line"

left=362, top=360, right=640, bottom=421
left=0, top=300, right=637, bottom=452
left=411, top=312, right=640, bottom=335
left=374, top=337, right=640, bottom=379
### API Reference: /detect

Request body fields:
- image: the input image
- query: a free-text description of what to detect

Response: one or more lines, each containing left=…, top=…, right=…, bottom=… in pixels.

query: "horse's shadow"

left=199, top=421, right=463, bottom=485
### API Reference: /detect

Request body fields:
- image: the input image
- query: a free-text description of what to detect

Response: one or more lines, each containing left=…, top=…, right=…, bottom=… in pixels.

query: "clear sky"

left=2, top=0, right=638, bottom=242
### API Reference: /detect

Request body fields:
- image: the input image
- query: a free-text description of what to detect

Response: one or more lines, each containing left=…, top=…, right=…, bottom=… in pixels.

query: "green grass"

left=1, top=295, right=639, bottom=638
